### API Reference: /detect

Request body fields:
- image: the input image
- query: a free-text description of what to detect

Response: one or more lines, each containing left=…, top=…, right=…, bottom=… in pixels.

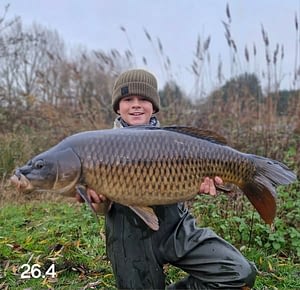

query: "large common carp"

left=10, top=126, right=297, bottom=230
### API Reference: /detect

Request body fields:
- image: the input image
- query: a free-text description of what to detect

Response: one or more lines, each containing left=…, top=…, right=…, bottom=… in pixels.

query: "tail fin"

left=241, top=155, right=297, bottom=224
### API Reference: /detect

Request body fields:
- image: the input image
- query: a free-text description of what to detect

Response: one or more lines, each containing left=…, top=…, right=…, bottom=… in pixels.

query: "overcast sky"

left=5, top=0, right=300, bottom=97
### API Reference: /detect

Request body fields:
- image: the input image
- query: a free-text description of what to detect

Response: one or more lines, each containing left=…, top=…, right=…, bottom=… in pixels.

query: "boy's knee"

left=241, top=261, right=257, bottom=288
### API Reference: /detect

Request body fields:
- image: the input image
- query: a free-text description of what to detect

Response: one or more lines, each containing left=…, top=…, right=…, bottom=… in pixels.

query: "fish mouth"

left=10, top=173, right=78, bottom=196
left=10, top=174, right=34, bottom=193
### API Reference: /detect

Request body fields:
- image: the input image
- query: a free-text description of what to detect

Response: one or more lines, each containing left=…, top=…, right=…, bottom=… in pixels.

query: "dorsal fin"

left=162, top=126, right=228, bottom=145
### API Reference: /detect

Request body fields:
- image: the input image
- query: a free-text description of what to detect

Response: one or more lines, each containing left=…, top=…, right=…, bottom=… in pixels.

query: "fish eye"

left=34, top=160, right=45, bottom=169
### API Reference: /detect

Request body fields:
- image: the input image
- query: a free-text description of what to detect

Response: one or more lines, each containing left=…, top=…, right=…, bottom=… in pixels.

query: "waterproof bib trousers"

left=105, top=203, right=257, bottom=289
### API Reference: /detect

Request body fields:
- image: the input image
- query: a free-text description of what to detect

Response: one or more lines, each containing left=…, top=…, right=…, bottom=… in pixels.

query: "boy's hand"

left=75, top=188, right=107, bottom=212
left=199, top=176, right=223, bottom=196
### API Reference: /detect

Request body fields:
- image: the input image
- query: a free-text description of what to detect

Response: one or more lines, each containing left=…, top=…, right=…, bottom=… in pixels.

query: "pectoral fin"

left=76, top=185, right=99, bottom=221
left=129, top=205, right=159, bottom=231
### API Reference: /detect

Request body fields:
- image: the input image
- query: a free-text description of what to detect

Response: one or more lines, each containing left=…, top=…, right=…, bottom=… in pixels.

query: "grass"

left=0, top=200, right=299, bottom=289
left=0, top=201, right=114, bottom=289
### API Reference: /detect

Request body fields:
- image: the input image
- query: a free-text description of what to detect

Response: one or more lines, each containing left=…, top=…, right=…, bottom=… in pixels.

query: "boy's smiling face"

left=117, top=95, right=154, bottom=125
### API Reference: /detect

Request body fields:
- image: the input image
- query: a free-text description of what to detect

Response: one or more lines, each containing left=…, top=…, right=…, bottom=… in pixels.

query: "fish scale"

left=75, top=131, right=256, bottom=204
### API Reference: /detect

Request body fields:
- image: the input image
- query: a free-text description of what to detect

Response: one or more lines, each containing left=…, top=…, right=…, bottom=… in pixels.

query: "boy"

left=77, top=69, right=256, bottom=289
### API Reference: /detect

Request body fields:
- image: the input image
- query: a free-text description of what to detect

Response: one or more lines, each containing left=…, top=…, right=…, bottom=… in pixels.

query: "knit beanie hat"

left=112, top=69, right=160, bottom=114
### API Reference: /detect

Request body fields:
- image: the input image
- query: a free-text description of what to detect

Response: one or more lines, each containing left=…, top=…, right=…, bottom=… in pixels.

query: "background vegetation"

left=0, top=3, right=299, bottom=289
